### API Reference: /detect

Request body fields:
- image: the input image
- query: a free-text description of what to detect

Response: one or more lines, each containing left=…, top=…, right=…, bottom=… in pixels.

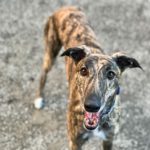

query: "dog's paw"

left=34, top=97, right=45, bottom=109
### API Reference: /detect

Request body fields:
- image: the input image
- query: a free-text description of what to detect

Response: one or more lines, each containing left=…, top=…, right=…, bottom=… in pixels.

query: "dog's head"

left=61, top=45, right=142, bottom=130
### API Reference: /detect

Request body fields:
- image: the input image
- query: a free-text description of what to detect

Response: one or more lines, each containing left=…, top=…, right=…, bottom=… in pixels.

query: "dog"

left=34, top=6, right=142, bottom=150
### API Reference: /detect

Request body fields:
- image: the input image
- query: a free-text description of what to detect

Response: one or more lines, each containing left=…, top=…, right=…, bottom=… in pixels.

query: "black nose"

left=84, top=94, right=100, bottom=112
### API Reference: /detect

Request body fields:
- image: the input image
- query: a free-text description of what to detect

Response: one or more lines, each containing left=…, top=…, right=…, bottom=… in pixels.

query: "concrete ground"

left=0, top=0, right=150, bottom=150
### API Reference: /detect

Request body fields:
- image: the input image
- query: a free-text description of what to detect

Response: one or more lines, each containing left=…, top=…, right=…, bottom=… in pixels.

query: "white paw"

left=34, top=97, right=45, bottom=109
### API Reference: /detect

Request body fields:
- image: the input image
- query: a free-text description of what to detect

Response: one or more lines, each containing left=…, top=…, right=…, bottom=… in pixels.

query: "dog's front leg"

left=102, top=140, right=113, bottom=150
left=68, top=131, right=87, bottom=150
left=68, top=127, right=83, bottom=150
left=69, top=141, right=82, bottom=150
left=67, top=109, right=87, bottom=150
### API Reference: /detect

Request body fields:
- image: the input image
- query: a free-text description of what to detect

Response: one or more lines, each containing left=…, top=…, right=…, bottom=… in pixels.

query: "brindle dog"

left=34, top=6, right=142, bottom=150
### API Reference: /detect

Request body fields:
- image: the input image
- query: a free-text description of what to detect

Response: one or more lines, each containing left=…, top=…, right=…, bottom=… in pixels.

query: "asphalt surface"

left=0, top=0, right=150, bottom=150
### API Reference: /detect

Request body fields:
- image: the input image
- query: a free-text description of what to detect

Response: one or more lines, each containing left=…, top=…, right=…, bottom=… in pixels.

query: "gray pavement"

left=0, top=0, right=150, bottom=149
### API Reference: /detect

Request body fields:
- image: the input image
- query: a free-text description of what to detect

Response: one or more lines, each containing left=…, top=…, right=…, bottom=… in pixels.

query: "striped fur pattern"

left=34, top=6, right=142, bottom=150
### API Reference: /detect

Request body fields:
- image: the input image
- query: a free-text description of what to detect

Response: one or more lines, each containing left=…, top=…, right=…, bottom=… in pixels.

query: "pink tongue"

left=84, top=111, right=99, bottom=129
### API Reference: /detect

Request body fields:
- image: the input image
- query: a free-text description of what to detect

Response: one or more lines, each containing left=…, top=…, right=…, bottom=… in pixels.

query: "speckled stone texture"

left=0, top=0, right=150, bottom=150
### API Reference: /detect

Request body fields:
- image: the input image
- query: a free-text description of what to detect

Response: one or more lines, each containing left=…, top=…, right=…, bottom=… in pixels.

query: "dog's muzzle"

left=83, top=87, right=120, bottom=130
left=84, top=102, right=118, bottom=131
left=83, top=94, right=101, bottom=130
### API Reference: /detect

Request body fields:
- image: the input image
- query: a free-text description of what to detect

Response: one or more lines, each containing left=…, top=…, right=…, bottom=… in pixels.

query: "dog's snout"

left=84, top=95, right=100, bottom=112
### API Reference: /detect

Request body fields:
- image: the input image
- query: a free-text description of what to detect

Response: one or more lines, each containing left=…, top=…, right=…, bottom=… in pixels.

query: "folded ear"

left=61, top=47, right=87, bottom=63
left=112, top=52, right=143, bottom=72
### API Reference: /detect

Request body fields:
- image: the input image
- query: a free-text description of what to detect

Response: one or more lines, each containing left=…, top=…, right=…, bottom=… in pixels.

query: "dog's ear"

left=112, top=52, right=143, bottom=72
left=61, top=47, right=87, bottom=63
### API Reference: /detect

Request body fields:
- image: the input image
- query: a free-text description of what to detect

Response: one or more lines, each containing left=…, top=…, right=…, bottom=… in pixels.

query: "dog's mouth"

left=83, top=111, right=100, bottom=130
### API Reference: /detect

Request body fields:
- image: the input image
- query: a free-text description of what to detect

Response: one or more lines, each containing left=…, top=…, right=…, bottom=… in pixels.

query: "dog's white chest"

left=93, top=128, right=107, bottom=140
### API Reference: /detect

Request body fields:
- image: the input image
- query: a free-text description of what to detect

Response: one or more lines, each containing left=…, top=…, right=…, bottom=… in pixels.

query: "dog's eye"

left=107, top=71, right=116, bottom=80
left=80, top=67, right=88, bottom=76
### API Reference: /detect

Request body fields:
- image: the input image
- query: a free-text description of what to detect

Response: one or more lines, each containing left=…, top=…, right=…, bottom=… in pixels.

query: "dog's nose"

left=84, top=94, right=100, bottom=112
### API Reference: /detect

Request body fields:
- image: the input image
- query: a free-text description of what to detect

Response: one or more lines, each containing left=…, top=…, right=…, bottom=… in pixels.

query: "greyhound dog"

left=34, top=6, right=142, bottom=150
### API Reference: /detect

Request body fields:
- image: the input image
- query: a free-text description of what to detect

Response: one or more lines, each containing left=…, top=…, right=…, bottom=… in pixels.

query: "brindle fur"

left=35, top=6, right=142, bottom=150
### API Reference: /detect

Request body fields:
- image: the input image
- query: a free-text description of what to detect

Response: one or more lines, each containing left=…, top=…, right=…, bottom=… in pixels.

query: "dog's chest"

left=82, top=128, right=107, bottom=141
left=93, top=128, right=107, bottom=140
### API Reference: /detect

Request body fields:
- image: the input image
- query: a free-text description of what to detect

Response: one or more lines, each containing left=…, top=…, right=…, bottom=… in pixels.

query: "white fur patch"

left=34, top=97, right=45, bottom=109
left=93, top=128, right=107, bottom=140
left=82, top=133, right=89, bottom=139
